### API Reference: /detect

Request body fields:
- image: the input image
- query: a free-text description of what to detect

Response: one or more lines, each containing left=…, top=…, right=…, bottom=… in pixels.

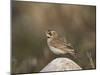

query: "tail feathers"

left=70, top=52, right=77, bottom=59
left=69, top=51, right=81, bottom=59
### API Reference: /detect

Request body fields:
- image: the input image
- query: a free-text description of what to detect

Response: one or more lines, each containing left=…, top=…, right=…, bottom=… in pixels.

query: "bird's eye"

left=48, top=32, right=52, bottom=36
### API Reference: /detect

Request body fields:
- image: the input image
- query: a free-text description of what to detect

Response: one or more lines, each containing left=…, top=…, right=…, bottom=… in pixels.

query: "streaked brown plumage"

left=46, top=30, right=76, bottom=57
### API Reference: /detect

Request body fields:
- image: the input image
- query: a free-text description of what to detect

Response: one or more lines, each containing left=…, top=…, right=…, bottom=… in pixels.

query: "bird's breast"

left=48, top=45, right=67, bottom=55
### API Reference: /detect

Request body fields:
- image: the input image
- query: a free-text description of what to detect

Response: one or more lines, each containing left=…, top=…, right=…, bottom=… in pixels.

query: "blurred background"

left=12, top=1, right=96, bottom=74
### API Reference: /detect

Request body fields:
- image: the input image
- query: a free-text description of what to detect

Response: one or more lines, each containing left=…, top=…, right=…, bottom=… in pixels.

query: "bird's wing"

left=50, top=38, right=74, bottom=50
left=66, top=43, right=74, bottom=49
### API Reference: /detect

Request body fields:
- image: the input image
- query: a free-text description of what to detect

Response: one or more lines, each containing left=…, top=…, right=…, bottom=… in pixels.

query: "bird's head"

left=45, top=30, right=58, bottom=39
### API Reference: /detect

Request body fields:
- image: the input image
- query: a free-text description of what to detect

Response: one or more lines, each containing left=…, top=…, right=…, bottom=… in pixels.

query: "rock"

left=40, top=57, right=82, bottom=72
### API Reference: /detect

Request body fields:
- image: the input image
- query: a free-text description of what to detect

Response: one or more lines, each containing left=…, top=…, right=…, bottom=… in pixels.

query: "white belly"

left=49, top=46, right=66, bottom=55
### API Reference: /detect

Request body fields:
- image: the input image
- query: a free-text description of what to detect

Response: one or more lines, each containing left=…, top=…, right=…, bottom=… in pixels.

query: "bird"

left=45, top=30, right=76, bottom=57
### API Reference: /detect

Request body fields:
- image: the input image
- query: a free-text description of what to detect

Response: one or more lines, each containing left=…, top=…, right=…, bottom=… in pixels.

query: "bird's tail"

left=68, top=50, right=81, bottom=59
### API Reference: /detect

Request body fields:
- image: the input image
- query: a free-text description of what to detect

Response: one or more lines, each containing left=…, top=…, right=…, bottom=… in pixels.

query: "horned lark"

left=45, top=30, right=76, bottom=57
